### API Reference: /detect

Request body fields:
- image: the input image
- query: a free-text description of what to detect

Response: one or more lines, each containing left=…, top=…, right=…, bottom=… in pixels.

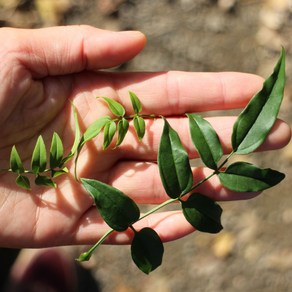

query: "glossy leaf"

left=131, top=227, right=164, bottom=274
left=81, top=178, right=140, bottom=231
left=187, top=114, right=223, bottom=170
left=103, top=120, right=117, bottom=149
left=133, top=116, right=146, bottom=140
left=50, top=133, right=64, bottom=169
left=181, top=193, right=223, bottom=233
left=232, top=48, right=286, bottom=154
left=218, top=162, right=285, bottom=192
left=16, top=175, right=30, bottom=190
left=31, top=136, right=47, bottom=174
left=158, top=118, right=193, bottom=198
left=129, top=91, right=142, bottom=114
left=10, top=146, right=24, bottom=174
left=100, top=97, right=125, bottom=117
left=116, top=118, right=129, bottom=147
left=35, top=175, right=56, bottom=188
left=80, top=116, right=111, bottom=147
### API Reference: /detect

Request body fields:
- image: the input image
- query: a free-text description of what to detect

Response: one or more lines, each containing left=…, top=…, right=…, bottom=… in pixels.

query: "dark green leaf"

left=103, top=120, right=117, bottom=149
left=131, top=228, right=164, bottom=274
left=31, top=136, right=47, bottom=174
left=181, top=193, right=223, bottom=233
left=80, top=116, right=111, bottom=147
left=81, top=178, right=140, bottom=231
left=100, top=97, right=125, bottom=117
left=35, top=175, right=56, bottom=188
left=232, top=48, right=286, bottom=154
left=116, top=118, right=129, bottom=147
left=50, top=132, right=64, bottom=169
left=129, top=91, right=142, bottom=114
left=218, top=162, right=285, bottom=192
left=10, top=146, right=24, bottom=174
left=133, top=116, right=146, bottom=140
left=187, top=114, right=223, bottom=170
left=158, top=118, right=193, bottom=198
left=16, top=175, right=30, bottom=190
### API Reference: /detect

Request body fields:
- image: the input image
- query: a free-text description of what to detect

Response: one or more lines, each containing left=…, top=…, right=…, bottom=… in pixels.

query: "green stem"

left=138, top=198, right=178, bottom=222
left=77, top=229, right=115, bottom=261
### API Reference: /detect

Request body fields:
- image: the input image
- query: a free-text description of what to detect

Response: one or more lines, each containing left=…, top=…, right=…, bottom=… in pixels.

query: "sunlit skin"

left=0, top=25, right=290, bottom=248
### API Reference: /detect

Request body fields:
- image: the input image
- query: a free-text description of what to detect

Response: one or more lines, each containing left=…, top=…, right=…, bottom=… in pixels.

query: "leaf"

left=103, top=120, right=117, bottom=150
left=68, top=102, right=81, bottom=157
left=181, top=193, right=223, bottom=233
left=116, top=118, right=129, bottom=147
left=10, top=146, right=24, bottom=174
left=187, top=114, right=223, bottom=170
left=51, top=167, right=68, bottom=178
left=100, top=97, right=125, bottom=117
left=133, top=116, right=146, bottom=140
left=31, top=136, right=47, bottom=174
left=35, top=175, right=56, bottom=188
left=232, top=48, right=286, bottom=154
left=158, top=118, right=193, bottom=198
left=80, top=116, right=111, bottom=147
left=50, top=132, right=64, bottom=169
left=131, top=228, right=164, bottom=274
left=16, top=175, right=30, bottom=190
left=81, top=178, right=140, bottom=231
left=129, top=91, right=142, bottom=114
left=218, top=162, right=285, bottom=192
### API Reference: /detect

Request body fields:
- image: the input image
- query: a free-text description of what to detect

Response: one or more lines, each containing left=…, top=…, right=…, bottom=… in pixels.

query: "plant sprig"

left=2, top=49, right=286, bottom=274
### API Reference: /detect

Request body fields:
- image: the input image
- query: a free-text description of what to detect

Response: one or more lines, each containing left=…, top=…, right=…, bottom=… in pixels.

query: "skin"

left=0, top=25, right=290, bottom=248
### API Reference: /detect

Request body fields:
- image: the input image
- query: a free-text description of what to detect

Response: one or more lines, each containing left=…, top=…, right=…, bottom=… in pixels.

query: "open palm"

left=0, top=26, right=290, bottom=248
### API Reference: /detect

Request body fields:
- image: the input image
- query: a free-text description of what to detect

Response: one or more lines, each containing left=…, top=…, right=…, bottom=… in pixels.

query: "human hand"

left=0, top=25, right=290, bottom=248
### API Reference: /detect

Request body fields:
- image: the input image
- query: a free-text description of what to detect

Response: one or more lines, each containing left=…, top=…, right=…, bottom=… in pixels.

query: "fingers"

left=1, top=26, right=146, bottom=78
left=114, top=116, right=291, bottom=161
left=75, top=207, right=195, bottom=244
left=105, top=161, right=260, bottom=204
left=95, top=71, right=265, bottom=114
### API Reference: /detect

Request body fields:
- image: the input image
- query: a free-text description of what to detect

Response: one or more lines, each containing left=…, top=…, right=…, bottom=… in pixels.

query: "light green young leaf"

left=35, top=175, right=56, bottom=188
left=218, top=162, right=285, bottom=192
left=51, top=167, right=68, bottom=178
left=68, top=102, right=81, bottom=157
left=10, top=146, right=24, bottom=174
left=133, top=116, right=146, bottom=140
left=232, top=48, right=286, bottom=154
left=129, top=91, right=142, bottom=114
left=158, top=118, right=193, bottom=199
left=100, top=97, right=126, bottom=117
left=81, top=178, right=140, bottom=231
left=187, top=114, right=223, bottom=170
left=80, top=116, right=111, bottom=147
left=50, top=132, right=64, bottom=169
left=181, top=193, right=223, bottom=233
left=103, top=120, right=117, bottom=150
left=31, top=136, right=47, bottom=174
left=16, top=175, right=30, bottom=190
left=131, top=228, right=164, bottom=274
left=116, top=118, right=129, bottom=147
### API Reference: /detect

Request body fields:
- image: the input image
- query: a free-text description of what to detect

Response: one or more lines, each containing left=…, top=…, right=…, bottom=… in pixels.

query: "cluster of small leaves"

left=7, top=105, right=81, bottom=190
left=4, top=49, right=286, bottom=274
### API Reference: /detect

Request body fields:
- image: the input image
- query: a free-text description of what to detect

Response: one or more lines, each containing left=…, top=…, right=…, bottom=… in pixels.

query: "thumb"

left=2, top=25, right=146, bottom=78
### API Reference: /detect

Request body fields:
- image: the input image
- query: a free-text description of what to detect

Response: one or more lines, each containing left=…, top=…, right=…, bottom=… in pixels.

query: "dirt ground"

left=1, top=0, right=292, bottom=291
